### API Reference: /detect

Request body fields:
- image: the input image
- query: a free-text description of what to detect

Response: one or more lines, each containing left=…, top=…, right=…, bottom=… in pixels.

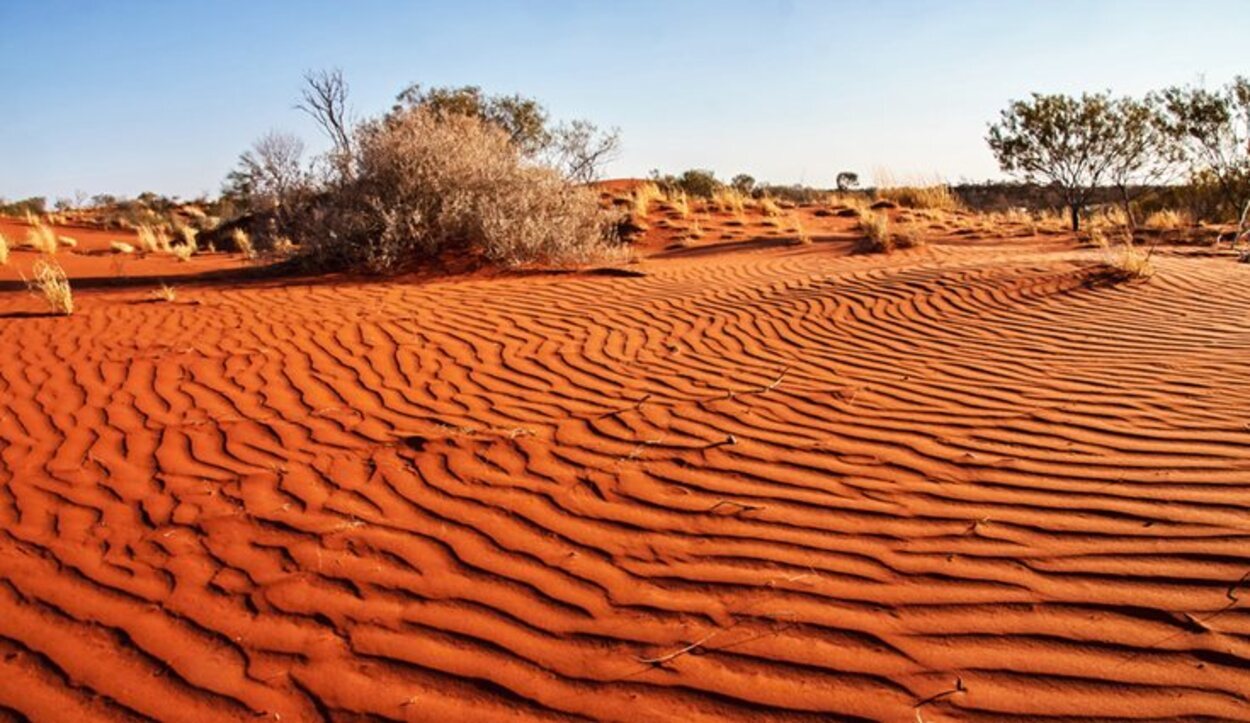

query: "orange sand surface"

left=2, top=204, right=1250, bottom=721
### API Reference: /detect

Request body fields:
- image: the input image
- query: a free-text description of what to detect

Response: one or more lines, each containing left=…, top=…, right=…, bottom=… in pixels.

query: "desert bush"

left=25, top=259, right=73, bottom=314
left=858, top=211, right=892, bottom=252
left=0, top=197, right=47, bottom=217
left=231, top=227, right=255, bottom=258
left=730, top=174, right=756, bottom=194
left=292, top=107, right=620, bottom=272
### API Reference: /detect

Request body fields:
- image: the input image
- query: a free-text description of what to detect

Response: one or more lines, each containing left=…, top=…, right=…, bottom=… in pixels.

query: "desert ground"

left=2, top=192, right=1250, bottom=722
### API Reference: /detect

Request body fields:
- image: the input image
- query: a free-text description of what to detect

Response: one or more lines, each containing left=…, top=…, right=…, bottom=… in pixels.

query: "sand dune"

left=2, top=208, right=1250, bottom=721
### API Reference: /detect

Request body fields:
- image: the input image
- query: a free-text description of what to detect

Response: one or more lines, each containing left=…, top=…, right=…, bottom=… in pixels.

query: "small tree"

left=1155, top=76, right=1250, bottom=220
left=730, top=174, right=755, bottom=194
left=676, top=169, right=719, bottom=198
left=223, top=131, right=309, bottom=212
left=1103, top=96, right=1178, bottom=228
left=988, top=92, right=1121, bottom=231
left=835, top=171, right=859, bottom=191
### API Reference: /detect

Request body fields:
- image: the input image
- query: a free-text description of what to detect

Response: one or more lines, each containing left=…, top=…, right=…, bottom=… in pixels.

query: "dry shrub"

left=858, top=211, right=892, bottom=252
left=791, top=216, right=812, bottom=245
left=177, top=225, right=199, bottom=249
left=295, top=108, right=621, bottom=272
left=0, top=232, right=9, bottom=265
left=25, top=222, right=58, bottom=254
left=25, top=258, right=73, bottom=315
left=632, top=182, right=663, bottom=217
left=710, top=187, right=747, bottom=216
left=1092, top=228, right=1155, bottom=281
left=231, top=228, right=255, bottom=259
left=136, top=223, right=171, bottom=253
left=663, top=190, right=691, bottom=219
left=1143, top=209, right=1191, bottom=230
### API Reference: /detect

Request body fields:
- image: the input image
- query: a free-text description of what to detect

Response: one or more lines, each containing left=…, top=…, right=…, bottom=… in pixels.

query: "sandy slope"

left=2, top=208, right=1250, bottom=721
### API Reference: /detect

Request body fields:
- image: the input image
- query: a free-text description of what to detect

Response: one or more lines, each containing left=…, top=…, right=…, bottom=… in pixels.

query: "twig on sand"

left=758, top=366, right=791, bottom=393
left=636, top=630, right=723, bottom=666
left=913, top=677, right=967, bottom=722
left=601, top=393, right=652, bottom=419
left=704, top=499, right=765, bottom=515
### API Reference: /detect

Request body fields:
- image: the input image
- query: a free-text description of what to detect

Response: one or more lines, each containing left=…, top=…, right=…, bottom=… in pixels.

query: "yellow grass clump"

left=872, top=172, right=961, bottom=211
left=25, top=258, right=74, bottom=315
left=858, top=211, right=891, bottom=251
left=25, top=222, right=58, bottom=254
left=230, top=228, right=255, bottom=259
left=152, top=283, right=178, bottom=302
left=710, top=187, right=747, bottom=217
left=631, top=182, right=663, bottom=218
left=858, top=211, right=922, bottom=253
left=1143, top=209, right=1191, bottom=230
left=760, top=197, right=783, bottom=218
left=57, top=235, right=78, bottom=249
left=791, top=216, right=812, bottom=245
left=136, top=223, right=171, bottom=254
left=171, top=243, right=195, bottom=262
left=110, top=241, right=136, bottom=254
left=829, top=192, right=871, bottom=217
left=665, top=190, right=691, bottom=219
left=1093, top=228, right=1155, bottom=281
left=0, top=232, right=9, bottom=265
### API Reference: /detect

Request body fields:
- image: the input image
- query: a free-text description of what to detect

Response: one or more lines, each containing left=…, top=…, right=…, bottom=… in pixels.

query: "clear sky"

left=2, top=0, right=1246, bottom=201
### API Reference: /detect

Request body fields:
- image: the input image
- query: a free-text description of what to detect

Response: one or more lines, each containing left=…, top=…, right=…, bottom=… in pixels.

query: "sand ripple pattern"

left=3, top=245, right=1250, bottom=721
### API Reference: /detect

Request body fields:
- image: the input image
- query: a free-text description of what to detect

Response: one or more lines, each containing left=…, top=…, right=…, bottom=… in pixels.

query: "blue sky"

left=2, top=0, right=1246, bottom=200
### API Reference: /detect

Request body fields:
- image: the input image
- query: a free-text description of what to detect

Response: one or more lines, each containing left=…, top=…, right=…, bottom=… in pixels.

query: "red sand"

left=2, top=204, right=1250, bottom=721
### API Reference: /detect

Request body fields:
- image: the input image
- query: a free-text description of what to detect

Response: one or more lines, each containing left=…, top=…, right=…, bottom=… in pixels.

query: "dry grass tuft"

left=1143, top=209, right=1191, bottom=230
left=25, top=222, right=58, bottom=255
left=171, top=243, right=196, bottom=262
left=110, top=241, right=136, bottom=254
left=136, top=223, right=171, bottom=254
left=858, top=211, right=893, bottom=252
left=0, top=232, right=9, bottom=265
left=759, top=197, right=783, bottom=218
left=25, top=258, right=74, bottom=315
left=57, top=235, right=78, bottom=249
left=631, top=182, right=663, bottom=218
left=791, top=216, right=812, bottom=245
left=230, top=228, right=255, bottom=259
left=829, top=193, right=871, bottom=218
left=151, top=283, right=178, bottom=302
left=1092, top=228, right=1155, bottom=281
left=875, top=184, right=961, bottom=211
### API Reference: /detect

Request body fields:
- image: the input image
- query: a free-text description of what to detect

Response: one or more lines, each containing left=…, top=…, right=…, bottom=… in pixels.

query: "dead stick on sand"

left=913, top=677, right=967, bottom=722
